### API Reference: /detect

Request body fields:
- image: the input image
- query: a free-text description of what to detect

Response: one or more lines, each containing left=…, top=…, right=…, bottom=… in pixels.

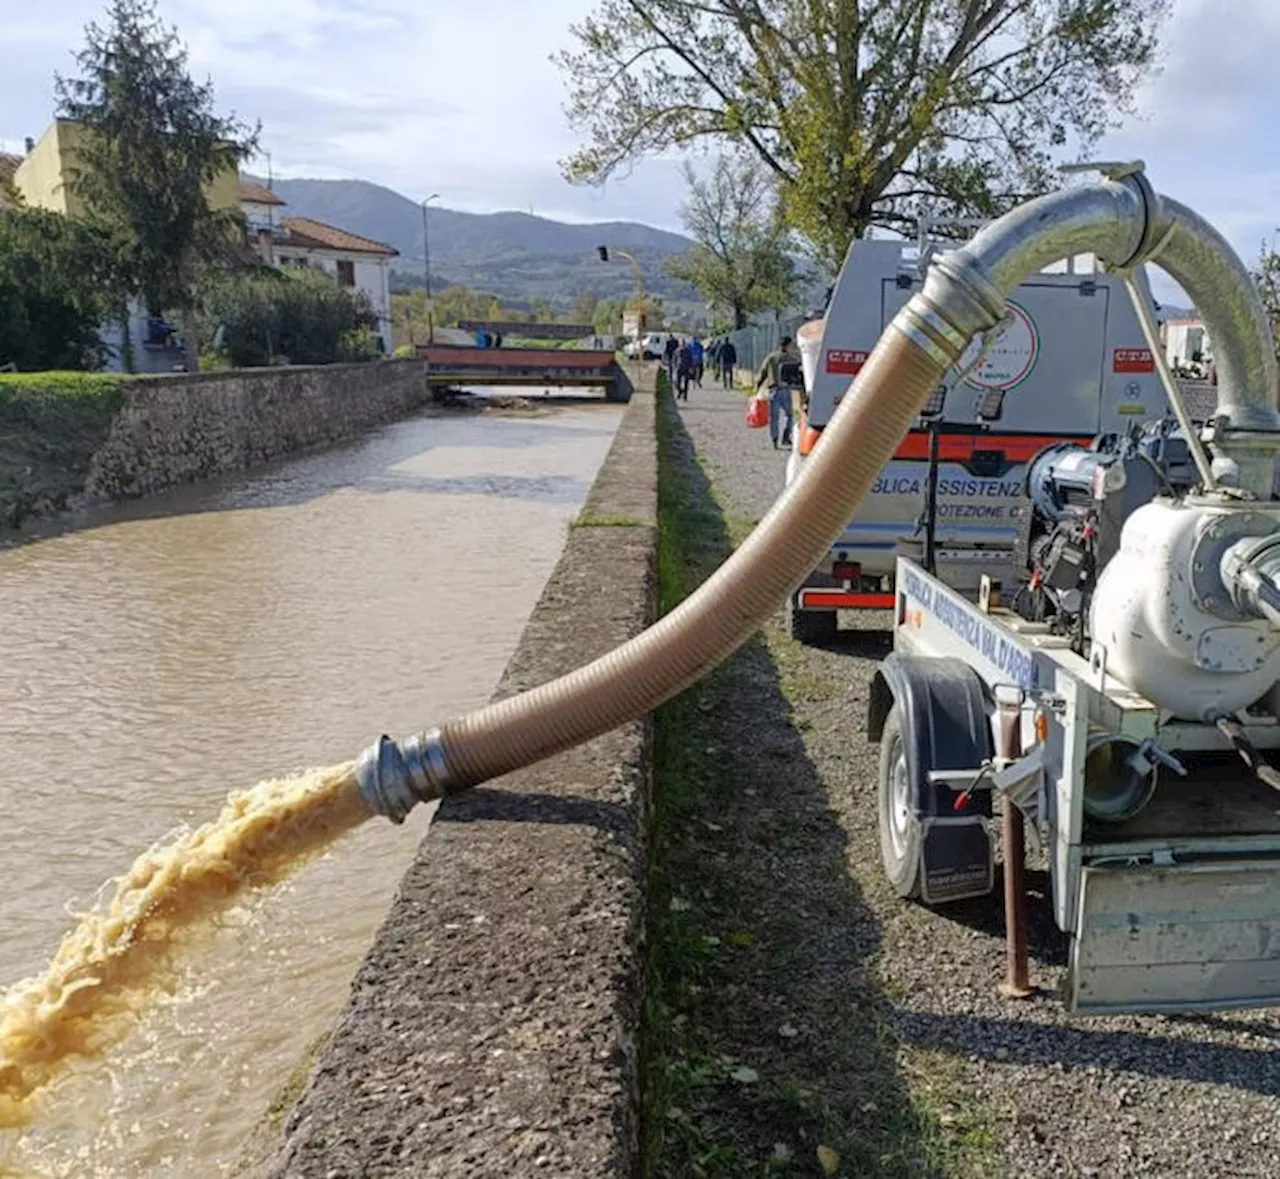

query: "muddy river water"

left=0, top=401, right=621, bottom=1176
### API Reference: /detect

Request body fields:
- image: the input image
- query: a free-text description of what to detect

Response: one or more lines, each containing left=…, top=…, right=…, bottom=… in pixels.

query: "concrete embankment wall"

left=261, top=372, right=658, bottom=1177
left=0, top=360, right=427, bottom=532
left=86, top=358, right=427, bottom=500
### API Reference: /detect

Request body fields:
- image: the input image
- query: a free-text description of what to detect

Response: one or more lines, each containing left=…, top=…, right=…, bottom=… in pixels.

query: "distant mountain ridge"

left=246, top=176, right=699, bottom=314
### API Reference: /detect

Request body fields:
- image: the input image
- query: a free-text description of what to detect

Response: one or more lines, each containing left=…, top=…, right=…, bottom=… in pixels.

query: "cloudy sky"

left=3, top=0, right=1280, bottom=268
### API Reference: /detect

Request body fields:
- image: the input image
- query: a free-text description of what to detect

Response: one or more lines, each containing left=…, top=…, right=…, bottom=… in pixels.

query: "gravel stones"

left=676, top=381, right=1280, bottom=1178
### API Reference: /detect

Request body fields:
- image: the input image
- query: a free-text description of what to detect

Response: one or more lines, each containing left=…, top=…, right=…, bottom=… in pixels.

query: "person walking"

left=690, top=337, right=705, bottom=386
left=718, top=337, right=737, bottom=388
left=675, top=339, right=695, bottom=400
left=755, top=335, right=800, bottom=448
left=664, top=333, right=678, bottom=379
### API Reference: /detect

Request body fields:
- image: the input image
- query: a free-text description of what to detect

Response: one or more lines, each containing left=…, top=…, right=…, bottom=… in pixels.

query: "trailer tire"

left=877, top=705, right=922, bottom=899
left=788, top=596, right=837, bottom=645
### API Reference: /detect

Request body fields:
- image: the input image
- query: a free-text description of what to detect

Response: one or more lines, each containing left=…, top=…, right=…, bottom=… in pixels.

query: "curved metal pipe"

left=357, top=173, right=1280, bottom=820
left=1147, top=198, right=1280, bottom=431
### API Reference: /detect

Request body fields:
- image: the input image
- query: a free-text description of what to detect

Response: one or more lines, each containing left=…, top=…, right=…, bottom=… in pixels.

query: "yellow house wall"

left=14, top=119, right=240, bottom=219
left=14, top=121, right=83, bottom=216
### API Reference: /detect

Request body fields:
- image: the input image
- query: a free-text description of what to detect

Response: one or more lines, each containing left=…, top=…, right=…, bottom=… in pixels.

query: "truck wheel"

left=788, top=597, right=837, bottom=645
left=878, top=705, right=921, bottom=899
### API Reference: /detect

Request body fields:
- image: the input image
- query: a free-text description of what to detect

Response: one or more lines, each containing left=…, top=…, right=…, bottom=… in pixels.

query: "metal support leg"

left=998, top=695, right=1036, bottom=999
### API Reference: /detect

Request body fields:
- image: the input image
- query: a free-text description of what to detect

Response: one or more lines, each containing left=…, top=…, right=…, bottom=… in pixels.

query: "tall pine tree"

left=56, top=0, right=258, bottom=371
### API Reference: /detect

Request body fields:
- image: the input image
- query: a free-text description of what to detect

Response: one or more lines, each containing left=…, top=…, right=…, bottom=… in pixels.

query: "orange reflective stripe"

left=798, top=590, right=896, bottom=610
left=891, top=431, right=1091, bottom=463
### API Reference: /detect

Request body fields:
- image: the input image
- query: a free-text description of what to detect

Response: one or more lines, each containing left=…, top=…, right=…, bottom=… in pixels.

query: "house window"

left=336, top=259, right=355, bottom=287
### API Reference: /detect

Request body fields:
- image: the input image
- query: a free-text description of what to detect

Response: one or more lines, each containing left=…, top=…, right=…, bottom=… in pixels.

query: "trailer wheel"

left=788, top=596, right=837, bottom=645
left=878, top=705, right=921, bottom=899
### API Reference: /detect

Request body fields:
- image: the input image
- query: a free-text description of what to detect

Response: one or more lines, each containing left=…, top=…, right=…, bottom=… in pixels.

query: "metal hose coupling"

left=1223, top=533, right=1280, bottom=627
left=355, top=728, right=458, bottom=823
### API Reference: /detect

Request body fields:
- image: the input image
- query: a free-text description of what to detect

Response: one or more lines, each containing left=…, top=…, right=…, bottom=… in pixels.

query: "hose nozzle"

left=355, top=728, right=457, bottom=823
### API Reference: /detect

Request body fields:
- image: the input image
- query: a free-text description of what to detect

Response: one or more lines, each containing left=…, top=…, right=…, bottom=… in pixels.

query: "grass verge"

left=641, top=375, right=995, bottom=1178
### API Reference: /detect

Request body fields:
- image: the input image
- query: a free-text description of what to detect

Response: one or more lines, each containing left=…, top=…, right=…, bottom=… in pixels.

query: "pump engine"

left=1012, top=421, right=1199, bottom=649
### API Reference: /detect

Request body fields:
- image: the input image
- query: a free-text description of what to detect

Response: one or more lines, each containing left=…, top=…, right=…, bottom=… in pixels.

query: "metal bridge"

left=418, top=343, right=632, bottom=402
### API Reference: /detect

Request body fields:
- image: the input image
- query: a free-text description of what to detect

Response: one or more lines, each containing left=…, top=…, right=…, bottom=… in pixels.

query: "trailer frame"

left=874, top=555, right=1280, bottom=1014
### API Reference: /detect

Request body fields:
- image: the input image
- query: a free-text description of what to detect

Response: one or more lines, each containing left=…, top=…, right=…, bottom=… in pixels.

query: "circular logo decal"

left=959, top=300, right=1039, bottom=391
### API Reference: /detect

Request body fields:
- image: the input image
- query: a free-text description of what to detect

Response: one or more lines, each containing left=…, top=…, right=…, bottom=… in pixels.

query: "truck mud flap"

left=1069, top=860, right=1280, bottom=1014
left=870, top=653, right=996, bottom=904
left=920, top=816, right=994, bottom=904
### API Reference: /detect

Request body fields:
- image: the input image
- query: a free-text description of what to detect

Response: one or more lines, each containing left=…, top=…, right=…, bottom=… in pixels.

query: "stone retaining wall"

left=86, top=358, right=427, bottom=500
left=260, top=372, right=658, bottom=1177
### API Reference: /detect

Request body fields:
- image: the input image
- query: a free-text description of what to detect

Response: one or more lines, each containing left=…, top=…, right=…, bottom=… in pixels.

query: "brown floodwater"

left=0, top=400, right=620, bottom=1176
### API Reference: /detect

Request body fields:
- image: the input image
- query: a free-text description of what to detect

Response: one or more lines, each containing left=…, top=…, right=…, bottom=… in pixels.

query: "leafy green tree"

left=0, top=208, right=127, bottom=371
left=203, top=267, right=377, bottom=367
left=56, top=0, right=259, bottom=371
left=558, top=0, right=1168, bottom=270
left=665, top=155, right=797, bottom=329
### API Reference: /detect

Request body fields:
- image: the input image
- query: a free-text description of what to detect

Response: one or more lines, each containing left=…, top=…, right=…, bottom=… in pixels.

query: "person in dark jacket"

left=690, top=337, right=705, bottom=386
left=718, top=338, right=738, bottom=388
left=675, top=340, right=695, bottom=400
left=664, top=333, right=679, bottom=378
left=755, top=335, right=800, bottom=447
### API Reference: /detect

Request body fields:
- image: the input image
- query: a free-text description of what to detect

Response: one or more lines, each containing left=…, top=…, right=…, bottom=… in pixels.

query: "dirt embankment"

left=0, top=373, right=124, bottom=531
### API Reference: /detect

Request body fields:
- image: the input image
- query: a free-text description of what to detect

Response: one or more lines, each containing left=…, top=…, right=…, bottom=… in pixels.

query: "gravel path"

left=671, top=379, right=1280, bottom=1178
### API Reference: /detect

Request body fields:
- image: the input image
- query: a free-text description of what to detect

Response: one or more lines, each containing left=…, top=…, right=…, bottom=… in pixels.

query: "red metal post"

left=998, top=694, right=1036, bottom=1000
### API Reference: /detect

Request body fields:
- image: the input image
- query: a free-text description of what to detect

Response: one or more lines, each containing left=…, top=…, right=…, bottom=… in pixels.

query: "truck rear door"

left=836, top=272, right=1112, bottom=587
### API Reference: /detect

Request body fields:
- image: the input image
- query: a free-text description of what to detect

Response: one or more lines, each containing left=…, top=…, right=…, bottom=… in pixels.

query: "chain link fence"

left=726, top=314, right=809, bottom=377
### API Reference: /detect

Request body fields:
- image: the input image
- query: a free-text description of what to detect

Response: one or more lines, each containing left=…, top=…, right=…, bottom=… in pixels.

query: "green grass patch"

left=573, top=512, right=646, bottom=528
left=0, top=370, right=126, bottom=407
left=642, top=379, right=1001, bottom=1178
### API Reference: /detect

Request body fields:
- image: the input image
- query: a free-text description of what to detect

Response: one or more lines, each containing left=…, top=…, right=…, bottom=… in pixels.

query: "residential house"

left=11, top=120, right=242, bottom=373
left=240, top=180, right=397, bottom=352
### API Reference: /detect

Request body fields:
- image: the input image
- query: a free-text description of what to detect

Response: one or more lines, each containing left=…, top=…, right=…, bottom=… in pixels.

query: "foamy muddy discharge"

left=0, top=764, right=370, bottom=1129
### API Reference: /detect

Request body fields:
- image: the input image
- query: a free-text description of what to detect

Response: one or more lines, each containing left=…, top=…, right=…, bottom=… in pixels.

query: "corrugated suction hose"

left=358, top=312, right=967, bottom=820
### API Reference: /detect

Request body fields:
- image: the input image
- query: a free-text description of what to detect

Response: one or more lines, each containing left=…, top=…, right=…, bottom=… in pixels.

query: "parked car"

left=624, top=332, right=665, bottom=360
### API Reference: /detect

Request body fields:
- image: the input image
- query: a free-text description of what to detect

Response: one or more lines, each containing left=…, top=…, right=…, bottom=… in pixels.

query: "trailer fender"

left=869, top=653, right=996, bottom=904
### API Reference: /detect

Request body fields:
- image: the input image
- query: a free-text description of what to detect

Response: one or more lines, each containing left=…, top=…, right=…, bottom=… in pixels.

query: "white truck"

left=847, top=180, right=1280, bottom=1013
left=785, top=234, right=1173, bottom=644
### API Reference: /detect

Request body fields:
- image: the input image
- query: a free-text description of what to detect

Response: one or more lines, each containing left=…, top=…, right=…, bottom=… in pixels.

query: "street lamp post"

left=597, top=245, right=647, bottom=340
left=422, top=193, right=440, bottom=344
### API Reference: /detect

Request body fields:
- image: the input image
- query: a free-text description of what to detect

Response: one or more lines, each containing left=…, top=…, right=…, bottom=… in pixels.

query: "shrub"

left=0, top=209, right=126, bottom=372
left=203, top=267, right=379, bottom=367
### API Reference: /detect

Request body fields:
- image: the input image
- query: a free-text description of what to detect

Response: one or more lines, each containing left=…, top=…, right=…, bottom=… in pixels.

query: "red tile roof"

left=279, top=216, right=398, bottom=257
left=239, top=179, right=286, bottom=206
left=0, top=153, right=22, bottom=183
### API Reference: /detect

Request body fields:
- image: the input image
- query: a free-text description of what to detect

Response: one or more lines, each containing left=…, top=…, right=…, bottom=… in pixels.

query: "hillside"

left=249, top=176, right=699, bottom=315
